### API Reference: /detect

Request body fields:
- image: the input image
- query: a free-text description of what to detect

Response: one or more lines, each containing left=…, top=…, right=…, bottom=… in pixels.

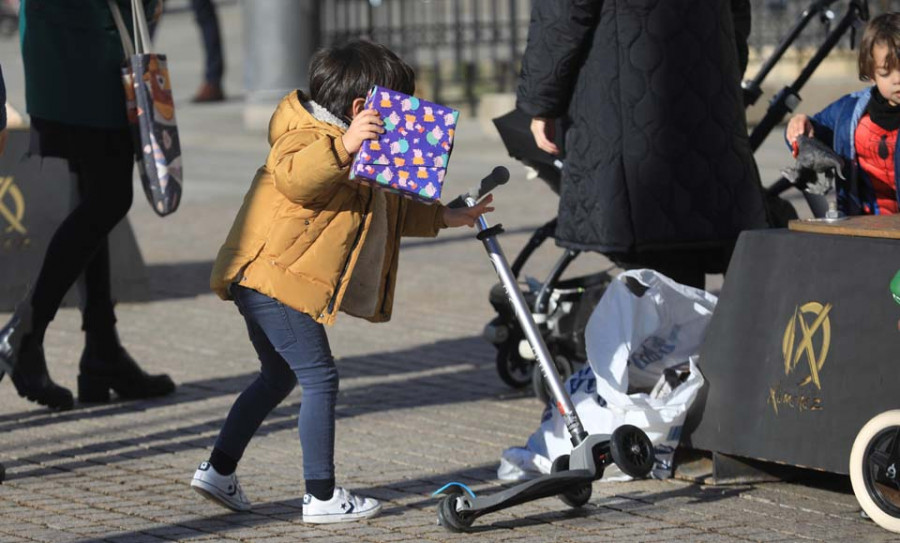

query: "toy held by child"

left=786, top=13, right=900, bottom=215
left=781, top=134, right=845, bottom=196
left=191, top=40, right=492, bottom=523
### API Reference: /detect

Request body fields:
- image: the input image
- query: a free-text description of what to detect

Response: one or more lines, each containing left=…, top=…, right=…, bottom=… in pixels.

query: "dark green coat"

left=20, top=0, right=157, bottom=129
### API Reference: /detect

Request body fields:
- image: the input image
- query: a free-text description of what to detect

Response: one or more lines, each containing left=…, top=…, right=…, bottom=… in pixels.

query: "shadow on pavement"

left=62, top=462, right=679, bottom=541
left=0, top=335, right=508, bottom=430
left=130, top=222, right=544, bottom=302
left=143, top=260, right=215, bottom=301
left=1, top=335, right=538, bottom=479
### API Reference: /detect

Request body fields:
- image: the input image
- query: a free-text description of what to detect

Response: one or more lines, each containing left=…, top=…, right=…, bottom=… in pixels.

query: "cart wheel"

left=550, top=454, right=593, bottom=507
left=533, top=354, right=574, bottom=404
left=495, top=338, right=533, bottom=389
left=610, top=425, right=655, bottom=478
left=436, top=488, right=475, bottom=533
left=850, top=410, right=900, bottom=533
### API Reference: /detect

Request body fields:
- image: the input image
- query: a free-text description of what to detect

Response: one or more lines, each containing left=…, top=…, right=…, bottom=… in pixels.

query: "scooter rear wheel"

left=850, top=410, right=900, bottom=533
left=437, top=488, right=475, bottom=532
left=551, top=454, right=592, bottom=507
left=610, top=425, right=654, bottom=478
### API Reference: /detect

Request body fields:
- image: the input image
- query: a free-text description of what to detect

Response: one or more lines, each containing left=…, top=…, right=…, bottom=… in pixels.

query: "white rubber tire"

left=850, top=410, right=900, bottom=533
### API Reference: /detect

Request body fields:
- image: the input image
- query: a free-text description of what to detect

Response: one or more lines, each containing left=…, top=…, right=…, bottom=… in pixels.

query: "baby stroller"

left=486, top=109, right=612, bottom=403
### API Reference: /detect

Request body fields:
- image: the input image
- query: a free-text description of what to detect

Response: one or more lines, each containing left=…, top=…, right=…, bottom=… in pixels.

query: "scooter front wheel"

left=610, top=425, right=655, bottom=478
left=550, top=454, right=592, bottom=507
left=850, top=410, right=900, bottom=533
left=437, top=487, right=475, bottom=532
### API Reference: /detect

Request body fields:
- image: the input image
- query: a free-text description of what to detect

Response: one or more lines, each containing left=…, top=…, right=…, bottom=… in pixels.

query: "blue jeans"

left=214, top=285, right=338, bottom=481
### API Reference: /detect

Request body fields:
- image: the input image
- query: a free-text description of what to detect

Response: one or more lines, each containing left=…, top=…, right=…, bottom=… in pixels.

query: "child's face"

left=872, top=42, right=900, bottom=106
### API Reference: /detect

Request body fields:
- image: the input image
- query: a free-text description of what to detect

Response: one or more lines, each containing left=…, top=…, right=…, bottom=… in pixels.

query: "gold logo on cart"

left=782, top=301, right=832, bottom=390
left=0, top=176, right=26, bottom=235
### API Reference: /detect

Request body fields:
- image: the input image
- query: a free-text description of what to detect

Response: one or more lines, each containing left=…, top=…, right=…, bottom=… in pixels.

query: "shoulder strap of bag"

left=107, top=0, right=135, bottom=59
left=131, top=0, right=153, bottom=55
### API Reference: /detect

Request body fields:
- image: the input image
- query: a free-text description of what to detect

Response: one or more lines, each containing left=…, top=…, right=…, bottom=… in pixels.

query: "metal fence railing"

left=322, top=0, right=900, bottom=110
left=749, top=0, right=900, bottom=56
left=321, top=0, right=531, bottom=113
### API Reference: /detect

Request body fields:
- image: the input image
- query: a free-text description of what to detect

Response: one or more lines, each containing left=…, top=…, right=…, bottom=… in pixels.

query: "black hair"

left=309, top=39, right=416, bottom=120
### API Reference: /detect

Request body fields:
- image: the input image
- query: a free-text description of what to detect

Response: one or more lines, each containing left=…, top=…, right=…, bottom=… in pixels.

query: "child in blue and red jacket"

left=787, top=13, right=900, bottom=216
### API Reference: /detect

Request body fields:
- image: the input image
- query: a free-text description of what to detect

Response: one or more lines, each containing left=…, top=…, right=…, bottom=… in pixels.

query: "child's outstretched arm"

left=400, top=195, right=494, bottom=237
left=442, top=195, right=494, bottom=228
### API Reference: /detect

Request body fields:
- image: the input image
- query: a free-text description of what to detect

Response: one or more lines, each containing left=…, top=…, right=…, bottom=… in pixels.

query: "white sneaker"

left=190, top=461, right=251, bottom=512
left=302, top=486, right=382, bottom=524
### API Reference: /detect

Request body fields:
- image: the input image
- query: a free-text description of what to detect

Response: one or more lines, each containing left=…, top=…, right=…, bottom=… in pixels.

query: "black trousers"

left=192, top=0, right=224, bottom=85
left=28, top=118, right=134, bottom=335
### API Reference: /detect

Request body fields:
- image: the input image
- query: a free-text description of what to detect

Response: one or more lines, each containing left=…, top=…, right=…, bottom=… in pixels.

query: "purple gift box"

left=349, top=86, right=459, bottom=204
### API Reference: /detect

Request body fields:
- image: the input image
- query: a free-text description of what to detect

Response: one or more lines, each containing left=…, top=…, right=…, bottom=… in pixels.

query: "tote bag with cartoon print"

left=109, top=0, right=183, bottom=216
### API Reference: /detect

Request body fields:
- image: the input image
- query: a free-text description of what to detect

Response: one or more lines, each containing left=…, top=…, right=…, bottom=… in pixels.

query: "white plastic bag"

left=498, top=269, right=715, bottom=481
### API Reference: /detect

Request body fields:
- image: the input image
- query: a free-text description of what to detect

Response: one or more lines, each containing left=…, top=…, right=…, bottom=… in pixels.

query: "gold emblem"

left=781, top=302, right=832, bottom=390
left=0, top=176, right=26, bottom=235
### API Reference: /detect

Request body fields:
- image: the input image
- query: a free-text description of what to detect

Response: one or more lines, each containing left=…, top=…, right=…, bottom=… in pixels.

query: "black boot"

left=78, top=329, right=175, bottom=403
left=0, top=316, right=19, bottom=381
left=0, top=300, right=33, bottom=381
left=9, top=335, right=74, bottom=411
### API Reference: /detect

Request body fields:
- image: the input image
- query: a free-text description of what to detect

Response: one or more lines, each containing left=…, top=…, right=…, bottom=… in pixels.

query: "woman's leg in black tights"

left=26, top=123, right=134, bottom=339
left=8, top=120, right=133, bottom=409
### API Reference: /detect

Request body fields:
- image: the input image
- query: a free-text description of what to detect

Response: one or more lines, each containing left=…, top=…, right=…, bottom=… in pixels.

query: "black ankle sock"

left=306, top=478, right=335, bottom=501
left=209, top=448, right=238, bottom=476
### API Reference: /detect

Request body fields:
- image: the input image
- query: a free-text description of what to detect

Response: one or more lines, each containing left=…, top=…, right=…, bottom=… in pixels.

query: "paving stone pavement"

left=0, top=4, right=893, bottom=543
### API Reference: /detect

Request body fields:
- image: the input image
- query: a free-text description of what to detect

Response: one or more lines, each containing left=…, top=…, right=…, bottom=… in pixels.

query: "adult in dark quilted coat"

left=518, top=0, right=767, bottom=289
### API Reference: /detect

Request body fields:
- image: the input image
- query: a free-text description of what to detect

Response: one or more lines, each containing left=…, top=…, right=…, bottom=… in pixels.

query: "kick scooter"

left=433, top=167, right=655, bottom=532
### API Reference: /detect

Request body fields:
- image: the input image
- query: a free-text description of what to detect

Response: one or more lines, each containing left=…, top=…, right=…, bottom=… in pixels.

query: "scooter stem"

left=468, top=197, right=588, bottom=445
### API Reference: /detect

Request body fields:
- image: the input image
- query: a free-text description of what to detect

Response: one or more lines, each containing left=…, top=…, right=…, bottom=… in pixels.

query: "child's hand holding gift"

left=341, top=108, right=384, bottom=154
left=442, top=194, right=495, bottom=228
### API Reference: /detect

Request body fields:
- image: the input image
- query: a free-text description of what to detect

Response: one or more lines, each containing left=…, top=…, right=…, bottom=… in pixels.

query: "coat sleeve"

left=808, top=95, right=852, bottom=150
left=731, top=0, right=751, bottom=77
left=516, top=0, right=603, bottom=118
left=269, top=129, right=353, bottom=206
left=401, top=200, right=447, bottom=237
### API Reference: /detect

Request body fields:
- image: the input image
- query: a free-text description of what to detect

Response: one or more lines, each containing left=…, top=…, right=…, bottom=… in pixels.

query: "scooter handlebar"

left=446, top=166, right=510, bottom=209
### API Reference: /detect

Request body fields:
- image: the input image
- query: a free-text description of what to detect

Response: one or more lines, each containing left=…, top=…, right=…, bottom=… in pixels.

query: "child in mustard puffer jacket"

left=190, top=40, right=492, bottom=523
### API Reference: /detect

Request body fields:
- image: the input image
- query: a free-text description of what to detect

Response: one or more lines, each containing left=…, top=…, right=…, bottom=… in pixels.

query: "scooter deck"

left=466, top=469, right=594, bottom=518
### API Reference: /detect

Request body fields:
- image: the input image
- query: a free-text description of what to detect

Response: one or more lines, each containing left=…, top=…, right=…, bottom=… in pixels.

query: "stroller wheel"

left=550, top=454, right=593, bottom=507
left=610, top=425, right=654, bottom=479
left=436, top=487, right=475, bottom=532
left=532, top=354, right=574, bottom=404
left=495, top=339, right=533, bottom=389
left=850, top=410, right=900, bottom=533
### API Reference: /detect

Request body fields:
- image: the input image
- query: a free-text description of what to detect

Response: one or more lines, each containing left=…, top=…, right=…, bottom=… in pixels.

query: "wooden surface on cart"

left=788, top=215, right=900, bottom=239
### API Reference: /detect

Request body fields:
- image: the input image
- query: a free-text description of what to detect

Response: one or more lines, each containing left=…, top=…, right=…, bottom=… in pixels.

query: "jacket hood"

left=267, top=91, right=349, bottom=146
